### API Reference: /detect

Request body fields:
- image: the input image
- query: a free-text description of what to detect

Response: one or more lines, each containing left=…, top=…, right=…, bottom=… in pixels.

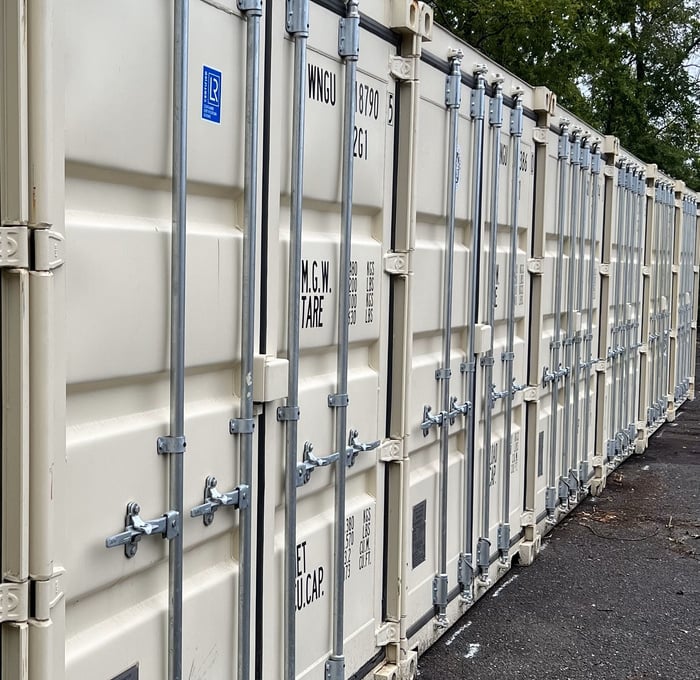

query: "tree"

left=428, top=0, right=700, bottom=190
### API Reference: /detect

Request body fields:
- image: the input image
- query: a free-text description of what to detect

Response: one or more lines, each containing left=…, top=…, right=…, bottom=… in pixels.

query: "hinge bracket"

left=32, top=568, right=66, bottom=621
left=0, top=581, right=29, bottom=624
left=527, top=258, right=543, bottom=275
left=0, top=225, right=29, bottom=268
left=0, top=225, right=64, bottom=271
left=389, top=56, right=415, bottom=82
left=383, top=250, right=410, bottom=275
left=375, top=621, right=400, bottom=647
left=379, top=439, right=403, bottom=462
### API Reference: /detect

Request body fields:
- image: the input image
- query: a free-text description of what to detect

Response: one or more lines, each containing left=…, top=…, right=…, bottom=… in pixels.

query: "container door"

left=531, top=126, right=571, bottom=524
left=403, top=52, right=472, bottom=644
left=261, top=1, right=399, bottom=677
left=63, top=1, right=254, bottom=677
left=480, top=100, right=534, bottom=570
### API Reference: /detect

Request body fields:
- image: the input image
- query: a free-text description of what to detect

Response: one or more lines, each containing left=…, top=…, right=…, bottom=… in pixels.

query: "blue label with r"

left=202, top=66, right=222, bottom=124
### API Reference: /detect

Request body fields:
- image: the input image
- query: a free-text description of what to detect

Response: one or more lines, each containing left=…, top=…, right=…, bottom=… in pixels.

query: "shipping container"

left=0, top=1, right=698, bottom=679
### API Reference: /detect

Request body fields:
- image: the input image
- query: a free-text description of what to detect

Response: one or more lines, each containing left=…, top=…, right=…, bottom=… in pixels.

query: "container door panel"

left=64, top=1, right=252, bottom=677
left=263, top=3, right=397, bottom=677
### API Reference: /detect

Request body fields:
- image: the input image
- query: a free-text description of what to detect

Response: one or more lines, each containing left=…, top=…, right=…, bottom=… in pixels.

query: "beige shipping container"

left=1, top=1, right=699, bottom=679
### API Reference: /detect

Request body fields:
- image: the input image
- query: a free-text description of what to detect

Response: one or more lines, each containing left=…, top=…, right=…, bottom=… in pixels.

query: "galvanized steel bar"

left=434, top=49, right=463, bottom=625
left=467, top=67, right=488, bottom=577
left=168, top=2, right=189, bottom=678
left=499, top=91, right=523, bottom=557
left=572, top=139, right=590, bottom=481
left=608, top=165, right=626, bottom=457
left=561, top=131, right=581, bottom=498
left=478, top=75, right=502, bottom=567
left=283, top=1, right=309, bottom=677
left=658, top=185, right=667, bottom=415
left=619, top=168, right=634, bottom=452
left=238, top=2, right=263, bottom=678
left=649, top=184, right=661, bottom=423
left=582, top=147, right=602, bottom=478
left=660, top=185, right=670, bottom=414
left=546, top=122, right=570, bottom=517
left=328, top=3, right=360, bottom=675
left=629, top=173, right=644, bottom=438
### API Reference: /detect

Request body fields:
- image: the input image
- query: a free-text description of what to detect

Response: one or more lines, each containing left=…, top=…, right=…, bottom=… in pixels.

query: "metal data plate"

left=111, top=665, right=139, bottom=680
left=412, top=500, right=427, bottom=569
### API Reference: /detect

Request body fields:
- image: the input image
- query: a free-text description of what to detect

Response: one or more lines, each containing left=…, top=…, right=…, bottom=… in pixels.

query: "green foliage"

left=429, top=0, right=700, bottom=190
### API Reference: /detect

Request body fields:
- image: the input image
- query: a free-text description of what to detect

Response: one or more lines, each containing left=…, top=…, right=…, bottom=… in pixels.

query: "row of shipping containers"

left=0, top=0, right=698, bottom=679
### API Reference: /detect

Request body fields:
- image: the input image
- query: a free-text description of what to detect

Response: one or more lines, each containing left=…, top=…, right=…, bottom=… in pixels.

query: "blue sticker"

left=202, top=66, right=222, bottom=124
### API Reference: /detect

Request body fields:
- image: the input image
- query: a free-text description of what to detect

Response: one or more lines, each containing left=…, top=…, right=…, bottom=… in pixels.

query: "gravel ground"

left=417, top=354, right=700, bottom=680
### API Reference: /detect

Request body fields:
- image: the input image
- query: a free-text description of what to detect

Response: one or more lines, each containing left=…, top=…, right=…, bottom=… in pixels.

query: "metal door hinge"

left=523, top=386, right=538, bottom=402
left=527, top=258, right=543, bottom=275
left=33, top=569, right=65, bottom=621
left=0, top=225, right=64, bottom=271
left=599, top=263, right=610, bottom=277
left=383, top=250, right=410, bottom=275
left=533, top=127, right=547, bottom=145
left=379, top=438, right=403, bottom=462
left=0, top=581, right=29, bottom=624
left=389, top=56, right=415, bottom=82
left=34, top=228, right=65, bottom=270
left=375, top=621, right=400, bottom=647
left=0, top=226, right=29, bottom=268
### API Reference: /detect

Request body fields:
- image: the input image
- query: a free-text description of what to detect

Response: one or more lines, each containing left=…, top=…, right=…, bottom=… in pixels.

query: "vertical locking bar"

left=464, top=72, right=500, bottom=591
left=547, top=122, right=570, bottom=516
left=608, top=165, right=626, bottom=457
left=629, top=173, right=644, bottom=437
left=618, top=167, right=633, bottom=451
left=433, top=49, right=462, bottom=625
left=237, top=1, right=263, bottom=678
left=168, top=2, right=189, bottom=679
left=582, top=148, right=601, bottom=474
left=498, top=91, right=522, bottom=558
left=649, top=183, right=660, bottom=421
left=327, top=4, right=359, bottom=677
left=561, top=130, right=581, bottom=497
left=571, top=139, right=589, bottom=482
left=468, top=66, right=489, bottom=577
left=283, top=2, right=309, bottom=678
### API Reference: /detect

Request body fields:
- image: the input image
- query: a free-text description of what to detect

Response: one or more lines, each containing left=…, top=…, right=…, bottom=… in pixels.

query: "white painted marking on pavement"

left=492, top=574, right=519, bottom=598
left=464, top=643, right=481, bottom=659
left=445, top=621, right=472, bottom=647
